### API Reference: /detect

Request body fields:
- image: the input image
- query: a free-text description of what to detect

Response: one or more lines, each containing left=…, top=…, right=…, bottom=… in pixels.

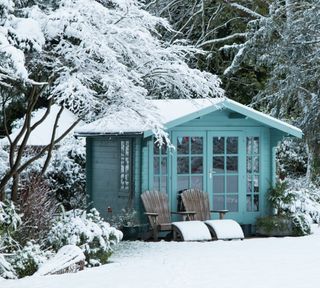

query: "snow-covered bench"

left=35, top=245, right=85, bottom=276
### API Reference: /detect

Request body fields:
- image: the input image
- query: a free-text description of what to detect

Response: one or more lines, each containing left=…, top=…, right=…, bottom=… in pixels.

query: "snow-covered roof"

left=1, top=105, right=80, bottom=146
left=76, top=98, right=303, bottom=138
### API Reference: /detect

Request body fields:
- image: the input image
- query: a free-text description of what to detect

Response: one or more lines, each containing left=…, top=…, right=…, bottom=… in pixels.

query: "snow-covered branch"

left=197, top=33, right=247, bottom=48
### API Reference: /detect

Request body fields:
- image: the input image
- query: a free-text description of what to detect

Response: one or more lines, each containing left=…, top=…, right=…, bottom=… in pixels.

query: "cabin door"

left=207, top=132, right=245, bottom=221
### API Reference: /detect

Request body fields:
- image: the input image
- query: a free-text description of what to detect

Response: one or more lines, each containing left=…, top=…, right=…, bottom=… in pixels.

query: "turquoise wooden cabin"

left=76, top=98, right=302, bottom=232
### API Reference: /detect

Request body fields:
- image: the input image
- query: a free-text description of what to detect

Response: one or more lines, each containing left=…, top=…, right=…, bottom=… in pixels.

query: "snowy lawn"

left=2, top=226, right=320, bottom=288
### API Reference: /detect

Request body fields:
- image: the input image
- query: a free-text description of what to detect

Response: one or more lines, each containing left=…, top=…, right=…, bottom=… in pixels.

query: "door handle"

left=208, top=168, right=216, bottom=179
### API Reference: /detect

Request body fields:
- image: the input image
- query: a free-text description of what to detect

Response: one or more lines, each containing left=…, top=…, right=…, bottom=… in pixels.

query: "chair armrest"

left=144, top=212, right=158, bottom=226
left=210, top=210, right=228, bottom=220
left=144, top=212, right=158, bottom=216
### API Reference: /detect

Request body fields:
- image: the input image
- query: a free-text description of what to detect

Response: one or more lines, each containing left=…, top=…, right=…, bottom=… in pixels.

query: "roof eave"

left=75, top=131, right=144, bottom=137
left=223, top=99, right=303, bottom=139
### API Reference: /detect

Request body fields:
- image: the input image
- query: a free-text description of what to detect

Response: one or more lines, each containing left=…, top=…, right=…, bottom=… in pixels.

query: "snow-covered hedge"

left=271, top=177, right=320, bottom=235
left=10, top=242, right=51, bottom=278
left=46, top=136, right=86, bottom=210
left=47, top=208, right=123, bottom=266
left=276, top=138, right=308, bottom=178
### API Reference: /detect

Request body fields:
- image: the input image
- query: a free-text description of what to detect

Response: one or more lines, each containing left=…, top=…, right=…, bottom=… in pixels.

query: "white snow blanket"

left=204, top=219, right=244, bottom=240
left=35, top=245, right=85, bottom=276
left=172, top=221, right=211, bottom=241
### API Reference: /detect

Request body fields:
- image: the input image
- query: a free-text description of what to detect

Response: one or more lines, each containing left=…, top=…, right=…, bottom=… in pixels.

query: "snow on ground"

left=2, top=226, right=320, bottom=288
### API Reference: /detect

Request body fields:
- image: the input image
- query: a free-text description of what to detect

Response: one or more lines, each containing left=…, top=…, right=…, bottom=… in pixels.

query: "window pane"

left=253, top=137, right=259, bottom=154
left=247, top=195, right=252, bottom=211
left=213, top=156, right=224, bottom=173
left=227, top=195, right=238, bottom=212
left=227, top=156, right=238, bottom=173
left=246, top=137, right=253, bottom=154
left=154, top=143, right=160, bottom=155
left=254, top=175, right=259, bottom=193
left=177, top=137, right=189, bottom=154
left=254, top=156, right=259, bottom=173
left=177, top=157, right=189, bottom=174
left=191, top=176, right=203, bottom=190
left=161, top=144, right=167, bottom=155
left=227, top=175, right=238, bottom=193
left=153, top=176, right=160, bottom=191
left=161, top=176, right=167, bottom=193
left=227, top=137, right=238, bottom=154
left=191, top=157, right=203, bottom=174
left=161, top=157, right=167, bottom=174
left=254, top=195, right=259, bottom=211
left=191, top=137, right=203, bottom=154
left=177, top=176, right=189, bottom=191
left=247, top=176, right=252, bottom=193
left=213, top=137, right=224, bottom=154
left=213, top=195, right=225, bottom=210
left=153, top=157, right=159, bottom=175
left=213, top=175, right=224, bottom=194
left=247, top=156, right=252, bottom=173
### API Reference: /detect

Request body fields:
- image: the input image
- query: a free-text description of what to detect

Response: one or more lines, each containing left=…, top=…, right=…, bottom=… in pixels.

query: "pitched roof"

left=75, top=98, right=302, bottom=138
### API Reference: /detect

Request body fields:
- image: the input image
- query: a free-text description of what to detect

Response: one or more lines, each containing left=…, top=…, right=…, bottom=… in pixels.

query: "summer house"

left=76, top=98, right=302, bottom=230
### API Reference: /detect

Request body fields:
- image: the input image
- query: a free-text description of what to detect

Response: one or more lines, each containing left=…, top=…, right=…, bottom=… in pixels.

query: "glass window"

left=177, top=137, right=189, bottom=154
left=176, top=135, right=204, bottom=192
left=153, top=140, right=168, bottom=192
left=213, top=137, right=224, bottom=154
left=120, top=140, right=131, bottom=196
left=246, top=136, right=260, bottom=212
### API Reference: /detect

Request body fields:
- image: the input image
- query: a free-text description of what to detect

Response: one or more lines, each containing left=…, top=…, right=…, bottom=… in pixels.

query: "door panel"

left=208, top=132, right=245, bottom=221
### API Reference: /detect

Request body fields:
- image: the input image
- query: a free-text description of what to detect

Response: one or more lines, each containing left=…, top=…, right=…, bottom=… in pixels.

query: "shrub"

left=0, top=201, right=21, bottom=252
left=0, top=254, right=16, bottom=279
left=276, top=138, right=308, bottom=178
left=18, top=177, right=58, bottom=245
left=9, top=242, right=51, bottom=278
left=47, top=208, right=123, bottom=266
left=267, top=177, right=320, bottom=236
left=45, top=137, right=87, bottom=210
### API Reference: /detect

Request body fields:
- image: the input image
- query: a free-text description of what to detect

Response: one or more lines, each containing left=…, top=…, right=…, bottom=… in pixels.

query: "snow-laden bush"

left=9, top=241, right=52, bottom=278
left=276, top=138, right=308, bottom=178
left=270, top=178, right=320, bottom=235
left=47, top=208, right=123, bottom=266
left=18, top=177, right=58, bottom=245
left=0, top=201, right=21, bottom=252
left=46, top=136, right=86, bottom=210
left=0, top=254, right=16, bottom=279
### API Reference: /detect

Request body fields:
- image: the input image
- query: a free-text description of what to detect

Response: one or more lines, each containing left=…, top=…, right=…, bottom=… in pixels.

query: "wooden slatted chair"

left=141, top=190, right=197, bottom=241
left=181, top=189, right=244, bottom=240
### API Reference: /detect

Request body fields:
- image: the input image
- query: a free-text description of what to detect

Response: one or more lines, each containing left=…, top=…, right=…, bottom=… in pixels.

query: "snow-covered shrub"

left=109, top=208, right=139, bottom=229
left=10, top=241, right=51, bottom=278
left=0, top=254, right=16, bottom=279
left=0, top=200, right=21, bottom=252
left=269, top=178, right=320, bottom=235
left=18, top=177, right=58, bottom=245
left=47, top=208, right=123, bottom=266
left=276, top=138, right=308, bottom=178
left=46, top=136, right=86, bottom=210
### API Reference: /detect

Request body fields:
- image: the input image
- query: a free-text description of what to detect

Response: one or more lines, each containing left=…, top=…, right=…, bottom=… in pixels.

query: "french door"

left=207, top=132, right=245, bottom=219
left=172, top=131, right=245, bottom=221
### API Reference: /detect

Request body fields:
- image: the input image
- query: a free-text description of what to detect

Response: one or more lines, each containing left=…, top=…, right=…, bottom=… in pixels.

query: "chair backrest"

left=141, top=191, right=171, bottom=225
left=181, top=189, right=210, bottom=221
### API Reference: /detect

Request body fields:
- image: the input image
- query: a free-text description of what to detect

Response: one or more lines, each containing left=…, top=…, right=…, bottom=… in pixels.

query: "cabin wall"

left=140, top=109, right=279, bottom=225
left=86, top=136, right=142, bottom=219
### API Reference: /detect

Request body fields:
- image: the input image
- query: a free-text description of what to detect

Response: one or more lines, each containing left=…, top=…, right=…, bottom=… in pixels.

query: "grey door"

left=90, top=138, right=132, bottom=219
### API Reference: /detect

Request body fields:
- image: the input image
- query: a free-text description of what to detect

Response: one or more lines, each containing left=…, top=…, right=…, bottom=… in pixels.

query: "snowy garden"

left=1, top=0, right=320, bottom=286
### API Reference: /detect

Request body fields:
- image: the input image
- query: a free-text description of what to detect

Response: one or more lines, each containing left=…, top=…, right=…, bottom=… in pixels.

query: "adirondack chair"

left=181, top=189, right=244, bottom=240
left=141, top=190, right=211, bottom=241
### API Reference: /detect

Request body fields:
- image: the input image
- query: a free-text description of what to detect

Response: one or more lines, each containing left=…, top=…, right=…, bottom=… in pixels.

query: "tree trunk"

left=306, top=140, right=320, bottom=182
